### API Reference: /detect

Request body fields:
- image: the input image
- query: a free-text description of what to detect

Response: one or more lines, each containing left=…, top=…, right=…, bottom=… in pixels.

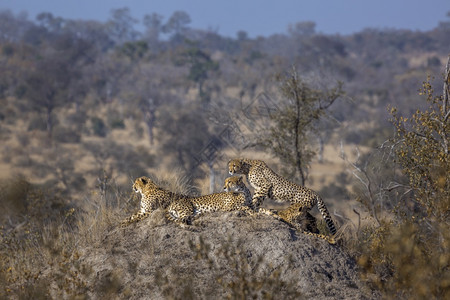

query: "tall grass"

left=0, top=170, right=204, bottom=298
left=0, top=174, right=126, bottom=298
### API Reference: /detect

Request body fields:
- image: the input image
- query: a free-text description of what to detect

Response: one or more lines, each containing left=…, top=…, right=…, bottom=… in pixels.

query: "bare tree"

left=257, top=67, right=344, bottom=185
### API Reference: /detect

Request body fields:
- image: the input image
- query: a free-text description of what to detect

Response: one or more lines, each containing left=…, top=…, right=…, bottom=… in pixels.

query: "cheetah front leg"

left=120, top=209, right=151, bottom=227
left=251, top=183, right=272, bottom=209
left=257, top=207, right=284, bottom=219
left=235, top=205, right=258, bottom=216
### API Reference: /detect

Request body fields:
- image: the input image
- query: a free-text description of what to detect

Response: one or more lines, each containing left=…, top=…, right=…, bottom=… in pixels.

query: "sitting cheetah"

left=166, top=190, right=255, bottom=226
left=228, top=159, right=337, bottom=235
left=223, top=176, right=335, bottom=244
left=121, top=176, right=189, bottom=226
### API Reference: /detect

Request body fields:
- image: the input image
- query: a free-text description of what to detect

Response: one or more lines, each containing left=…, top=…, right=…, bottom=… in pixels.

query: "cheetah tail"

left=316, top=196, right=337, bottom=235
left=328, top=222, right=350, bottom=244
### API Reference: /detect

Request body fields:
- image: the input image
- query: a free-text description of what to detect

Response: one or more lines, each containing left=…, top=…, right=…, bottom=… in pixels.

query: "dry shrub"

left=153, top=168, right=198, bottom=196
left=354, top=220, right=449, bottom=299
left=0, top=174, right=126, bottom=298
left=75, top=183, right=127, bottom=246
left=346, top=63, right=450, bottom=299
left=0, top=217, right=93, bottom=299
left=0, top=169, right=196, bottom=298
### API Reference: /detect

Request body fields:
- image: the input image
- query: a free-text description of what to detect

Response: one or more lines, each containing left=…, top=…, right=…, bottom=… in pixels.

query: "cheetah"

left=120, top=176, right=188, bottom=226
left=122, top=176, right=254, bottom=227
left=275, top=203, right=319, bottom=234
left=228, top=159, right=337, bottom=235
left=223, top=176, right=336, bottom=244
left=166, top=190, right=255, bottom=226
left=223, top=175, right=319, bottom=228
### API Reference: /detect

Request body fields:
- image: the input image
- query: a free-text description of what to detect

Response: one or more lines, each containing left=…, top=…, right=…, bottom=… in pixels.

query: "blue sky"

left=2, top=0, right=449, bottom=37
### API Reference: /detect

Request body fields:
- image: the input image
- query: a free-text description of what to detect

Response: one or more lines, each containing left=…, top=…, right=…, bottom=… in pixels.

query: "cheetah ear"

left=140, top=177, right=148, bottom=185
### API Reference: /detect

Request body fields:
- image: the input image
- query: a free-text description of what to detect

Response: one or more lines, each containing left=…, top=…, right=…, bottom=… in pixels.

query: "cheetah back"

left=228, top=159, right=337, bottom=235
left=166, top=191, right=253, bottom=225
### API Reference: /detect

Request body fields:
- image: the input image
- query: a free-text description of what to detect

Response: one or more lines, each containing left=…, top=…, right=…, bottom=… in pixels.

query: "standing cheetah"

left=228, top=159, right=337, bottom=235
left=223, top=176, right=335, bottom=244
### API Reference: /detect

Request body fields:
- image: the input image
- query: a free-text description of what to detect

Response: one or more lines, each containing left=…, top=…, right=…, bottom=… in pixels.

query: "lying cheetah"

left=223, top=176, right=335, bottom=244
left=166, top=192, right=254, bottom=225
left=166, top=190, right=255, bottom=225
left=273, top=203, right=319, bottom=234
left=121, top=176, right=188, bottom=226
left=122, top=176, right=254, bottom=227
left=228, top=159, right=337, bottom=235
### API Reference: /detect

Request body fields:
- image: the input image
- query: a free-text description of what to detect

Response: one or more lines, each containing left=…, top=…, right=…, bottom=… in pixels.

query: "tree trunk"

left=199, top=80, right=209, bottom=102
left=293, top=73, right=306, bottom=186
left=208, top=161, right=215, bottom=194
left=46, top=106, right=53, bottom=141
left=318, top=136, right=324, bottom=163
left=442, top=56, right=449, bottom=156
left=145, top=109, right=155, bottom=146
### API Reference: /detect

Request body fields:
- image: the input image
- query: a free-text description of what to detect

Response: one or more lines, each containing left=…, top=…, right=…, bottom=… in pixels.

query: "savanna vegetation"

left=0, top=7, right=449, bottom=299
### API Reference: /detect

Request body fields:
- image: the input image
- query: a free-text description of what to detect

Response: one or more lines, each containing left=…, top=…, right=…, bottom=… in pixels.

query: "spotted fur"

left=223, top=175, right=336, bottom=244
left=166, top=190, right=254, bottom=225
left=120, top=176, right=188, bottom=226
left=122, top=176, right=255, bottom=227
left=228, top=159, right=337, bottom=235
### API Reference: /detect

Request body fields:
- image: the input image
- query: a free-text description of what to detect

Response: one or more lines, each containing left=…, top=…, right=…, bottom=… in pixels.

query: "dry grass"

left=0, top=174, right=125, bottom=298
left=2, top=102, right=442, bottom=299
left=0, top=171, right=364, bottom=299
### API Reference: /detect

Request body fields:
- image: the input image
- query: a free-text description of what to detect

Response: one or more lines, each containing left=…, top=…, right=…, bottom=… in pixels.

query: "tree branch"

left=443, top=55, right=449, bottom=116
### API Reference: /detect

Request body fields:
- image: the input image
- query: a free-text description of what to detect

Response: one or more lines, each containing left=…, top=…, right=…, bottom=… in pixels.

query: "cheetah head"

left=228, top=159, right=244, bottom=175
left=223, top=176, right=244, bottom=192
left=132, top=176, right=154, bottom=193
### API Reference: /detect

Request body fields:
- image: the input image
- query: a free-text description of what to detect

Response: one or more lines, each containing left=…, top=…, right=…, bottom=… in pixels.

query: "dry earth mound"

left=82, top=210, right=374, bottom=299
